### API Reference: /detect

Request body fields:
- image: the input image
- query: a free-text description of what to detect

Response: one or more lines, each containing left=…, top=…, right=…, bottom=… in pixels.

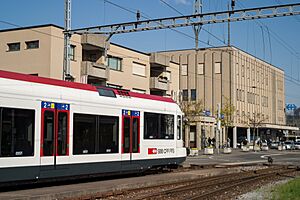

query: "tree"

left=178, top=100, right=204, bottom=117
left=220, top=96, right=235, bottom=146
left=244, top=112, right=267, bottom=149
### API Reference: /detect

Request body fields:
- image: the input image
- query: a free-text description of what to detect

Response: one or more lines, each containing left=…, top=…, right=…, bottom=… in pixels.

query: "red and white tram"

left=0, top=70, right=186, bottom=184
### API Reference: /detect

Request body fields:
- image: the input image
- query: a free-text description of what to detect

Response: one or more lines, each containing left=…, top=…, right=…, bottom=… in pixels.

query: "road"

left=185, top=149, right=300, bottom=166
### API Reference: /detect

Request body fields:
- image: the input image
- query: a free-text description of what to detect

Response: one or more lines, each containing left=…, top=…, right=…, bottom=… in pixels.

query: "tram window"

left=97, top=88, right=116, bottom=98
left=74, top=113, right=119, bottom=155
left=123, top=117, right=130, bottom=153
left=132, top=118, right=139, bottom=153
left=57, top=112, right=68, bottom=155
left=177, top=115, right=182, bottom=140
left=0, top=107, right=35, bottom=157
left=43, top=111, right=54, bottom=156
left=73, top=114, right=96, bottom=154
left=144, top=112, right=174, bottom=140
left=98, top=116, right=119, bottom=153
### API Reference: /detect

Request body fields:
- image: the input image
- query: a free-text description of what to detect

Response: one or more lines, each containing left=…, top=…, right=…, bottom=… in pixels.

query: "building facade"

left=0, top=24, right=296, bottom=149
left=156, top=47, right=296, bottom=148
left=0, top=24, right=179, bottom=96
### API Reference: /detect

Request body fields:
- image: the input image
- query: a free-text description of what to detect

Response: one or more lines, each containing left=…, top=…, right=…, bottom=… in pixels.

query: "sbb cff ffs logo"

left=148, top=148, right=175, bottom=155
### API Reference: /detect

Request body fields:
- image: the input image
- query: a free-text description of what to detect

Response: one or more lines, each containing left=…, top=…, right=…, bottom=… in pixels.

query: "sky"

left=1, top=0, right=300, bottom=108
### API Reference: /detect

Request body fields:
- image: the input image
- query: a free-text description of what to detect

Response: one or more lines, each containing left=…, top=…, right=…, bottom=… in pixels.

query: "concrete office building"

left=155, top=47, right=298, bottom=148
left=0, top=24, right=297, bottom=149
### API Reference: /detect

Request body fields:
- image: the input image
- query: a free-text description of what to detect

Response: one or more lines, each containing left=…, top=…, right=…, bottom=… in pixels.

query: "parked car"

left=284, top=141, right=295, bottom=150
left=270, top=142, right=279, bottom=149
left=294, top=142, right=300, bottom=150
left=261, top=143, right=269, bottom=151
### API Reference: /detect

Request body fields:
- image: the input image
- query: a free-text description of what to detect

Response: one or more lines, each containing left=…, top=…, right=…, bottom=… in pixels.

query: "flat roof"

left=154, top=45, right=284, bottom=72
left=0, top=24, right=63, bottom=33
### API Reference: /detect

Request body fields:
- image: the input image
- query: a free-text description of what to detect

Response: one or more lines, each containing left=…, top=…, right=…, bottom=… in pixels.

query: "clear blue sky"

left=1, top=0, right=300, bottom=107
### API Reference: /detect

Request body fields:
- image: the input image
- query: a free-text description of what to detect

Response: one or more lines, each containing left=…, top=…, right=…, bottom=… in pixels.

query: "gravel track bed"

left=94, top=166, right=299, bottom=200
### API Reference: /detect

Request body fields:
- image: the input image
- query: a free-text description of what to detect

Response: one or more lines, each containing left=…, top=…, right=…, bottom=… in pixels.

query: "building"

left=0, top=24, right=179, bottom=96
left=155, top=47, right=298, bottom=148
left=0, top=24, right=297, bottom=149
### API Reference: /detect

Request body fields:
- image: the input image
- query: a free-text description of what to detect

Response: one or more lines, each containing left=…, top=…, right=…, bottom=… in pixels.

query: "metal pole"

left=63, top=0, right=72, bottom=81
left=217, top=103, right=221, bottom=154
left=193, top=0, right=202, bottom=50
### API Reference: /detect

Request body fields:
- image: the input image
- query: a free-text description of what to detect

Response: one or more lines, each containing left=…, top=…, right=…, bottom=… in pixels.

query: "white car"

left=294, top=142, right=300, bottom=150
left=284, top=141, right=295, bottom=150
left=261, top=144, right=269, bottom=151
left=270, top=142, right=279, bottom=149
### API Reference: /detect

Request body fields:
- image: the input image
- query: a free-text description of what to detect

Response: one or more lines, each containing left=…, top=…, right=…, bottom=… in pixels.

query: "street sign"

left=286, top=104, right=297, bottom=110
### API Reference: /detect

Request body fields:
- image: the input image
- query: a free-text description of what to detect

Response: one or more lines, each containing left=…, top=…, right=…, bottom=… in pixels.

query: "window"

left=132, top=88, right=146, bottom=94
left=73, top=113, right=119, bottom=154
left=214, top=62, right=221, bottom=74
left=182, top=89, right=188, bottom=101
left=73, top=114, right=96, bottom=154
left=165, top=71, right=171, bottom=81
left=0, top=107, right=35, bottom=157
left=191, top=89, right=197, bottom=101
left=177, top=115, right=182, bottom=140
left=106, top=83, right=122, bottom=89
left=70, top=45, right=76, bottom=60
left=181, top=64, right=188, bottom=76
left=108, top=56, right=122, bottom=71
left=57, top=112, right=68, bottom=155
left=132, top=62, right=146, bottom=76
left=98, top=116, right=119, bottom=153
left=97, top=88, right=116, bottom=98
left=144, top=112, right=174, bottom=139
left=26, top=40, right=39, bottom=49
left=197, top=63, right=204, bottom=75
left=43, top=111, right=54, bottom=156
left=241, top=65, right=245, bottom=77
left=7, top=42, right=20, bottom=51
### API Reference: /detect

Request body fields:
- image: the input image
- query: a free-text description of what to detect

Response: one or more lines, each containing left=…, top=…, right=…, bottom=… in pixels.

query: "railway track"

left=95, top=165, right=299, bottom=200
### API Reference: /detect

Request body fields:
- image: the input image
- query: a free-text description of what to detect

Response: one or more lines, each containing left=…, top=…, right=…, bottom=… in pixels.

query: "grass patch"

left=271, top=177, right=300, bottom=200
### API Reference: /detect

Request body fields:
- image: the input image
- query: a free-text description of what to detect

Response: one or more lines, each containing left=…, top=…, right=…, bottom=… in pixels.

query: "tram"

left=0, top=70, right=186, bottom=184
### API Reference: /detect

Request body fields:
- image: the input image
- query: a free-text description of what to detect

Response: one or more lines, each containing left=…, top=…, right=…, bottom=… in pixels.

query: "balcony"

left=150, top=53, right=170, bottom=68
left=81, top=61, right=109, bottom=80
left=81, top=34, right=110, bottom=50
left=150, top=77, right=170, bottom=91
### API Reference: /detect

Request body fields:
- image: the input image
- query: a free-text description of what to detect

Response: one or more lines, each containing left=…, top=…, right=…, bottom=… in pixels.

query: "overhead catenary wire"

left=1, top=21, right=298, bottom=103
left=0, top=1, right=300, bottom=93
left=99, top=0, right=300, bottom=84
left=0, top=18, right=298, bottom=90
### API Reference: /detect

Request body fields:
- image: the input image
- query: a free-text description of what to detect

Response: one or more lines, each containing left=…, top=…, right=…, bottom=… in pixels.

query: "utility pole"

left=217, top=103, right=221, bottom=154
left=228, top=0, right=235, bottom=46
left=193, top=0, right=202, bottom=50
left=63, top=0, right=73, bottom=81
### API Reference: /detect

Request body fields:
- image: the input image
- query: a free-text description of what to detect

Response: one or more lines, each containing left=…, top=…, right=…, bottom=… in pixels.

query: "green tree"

left=220, top=96, right=235, bottom=146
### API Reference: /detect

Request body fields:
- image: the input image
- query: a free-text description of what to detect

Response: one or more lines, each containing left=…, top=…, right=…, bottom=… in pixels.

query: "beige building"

left=0, top=24, right=178, bottom=96
left=156, top=47, right=297, bottom=148
left=0, top=24, right=296, bottom=149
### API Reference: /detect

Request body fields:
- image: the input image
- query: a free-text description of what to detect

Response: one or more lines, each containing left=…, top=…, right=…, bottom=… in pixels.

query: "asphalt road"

left=185, top=149, right=300, bottom=166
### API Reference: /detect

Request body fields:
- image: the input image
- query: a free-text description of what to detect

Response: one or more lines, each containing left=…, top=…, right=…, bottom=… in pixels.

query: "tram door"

left=122, top=109, right=140, bottom=165
left=40, top=101, right=69, bottom=171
